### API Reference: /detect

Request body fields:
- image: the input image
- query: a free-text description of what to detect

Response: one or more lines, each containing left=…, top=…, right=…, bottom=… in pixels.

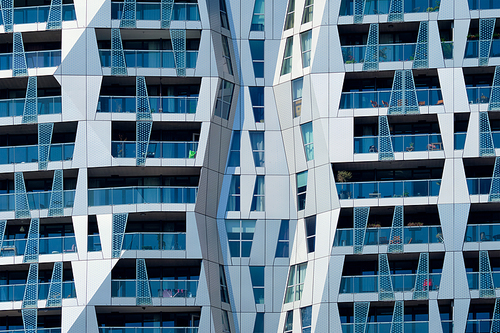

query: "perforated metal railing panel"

left=171, top=29, right=187, bottom=76
left=136, top=259, right=153, bottom=305
left=112, top=213, right=128, bottom=258
left=1, top=0, right=13, bottom=33
left=480, top=18, right=496, bottom=66
left=378, top=116, right=394, bottom=160
left=388, top=0, right=403, bottom=22
left=23, top=263, right=38, bottom=308
left=363, top=24, right=379, bottom=71
left=38, top=122, right=53, bottom=170
left=378, top=254, right=394, bottom=300
left=480, top=250, right=495, bottom=298
left=15, top=172, right=30, bottom=219
left=120, top=0, right=136, bottom=28
left=413, top=252, right=429, bottom=299
left=47, top=262, right=63, bottom=307
left=111, top=28, right=127, bottom=75
left=47, top=0, right=63, bottom=30
left=388, top=206, right=404, bottom=253
left=24, top=218, right=40, bottom=263
left=13, top=32, right=27, bottom=77
left=354, top=207, right=370, bottom=254
left=48, top=169, right=64, bottom=216
left=161, top=0, right=175, bottom=28
left=413, top=21, right=429, bottom=69
left=480, top=111, right=495, bottom=156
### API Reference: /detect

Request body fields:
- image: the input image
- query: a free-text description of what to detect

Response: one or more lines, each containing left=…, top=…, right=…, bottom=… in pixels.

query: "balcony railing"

left=112, top=141, right=198, bottom=159
left=466, top=320, right=493, bottom=333
left=465, top=224, right=500, bottom=242
left=13, top=4, right=76, bottom=24
left=341, top=322, right=428, bottom=333
left=1, top=236, right=77, bottom=257
left=0, top=281, right=76, bottom=302
left=0, top=329, right=61, bottom=333
left=468, top=0, right=500, bottom=10
left=0, top=143, right=74, bottom=164
left=334, top=225, right=443, bottom=247
left=467, top=271, right=500, bottom=289
left=340, top=88, right=443, bottom=109
left=0, top=190, right=75, bottom=212
left=99, top=50, right=198, bottom=69
left=111, top=2, right=200, bottom=21
left=100, top=328, right=198, bottom=333
left=336, top=179, right=441, bottom=199
left=0, top=50, right=61, bottom=70
left=340, top=273, right=441, bottom=293
left=111, top=279, right=198, bottom=298
left=341, top=43, right=417, bottom=64
left=122, top=232, right=186, bottom=250
left=465, top=39, right=500, bottom=59
left=88, top=186, right=198, bottom=206
left=0, top=96, right=61, bottom=117
left=466, top=177, right=492, bottom=195
left=466, top=86, right=492, bottom=104
left=354, top=134, right=443, bottom=154
left=340, top=0, right=439, bottom=15
left=97, top=96, right=197, bottom=114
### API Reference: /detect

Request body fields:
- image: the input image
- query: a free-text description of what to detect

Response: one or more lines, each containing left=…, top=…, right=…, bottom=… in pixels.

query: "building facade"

left=0, top=0, right=497, bottom=332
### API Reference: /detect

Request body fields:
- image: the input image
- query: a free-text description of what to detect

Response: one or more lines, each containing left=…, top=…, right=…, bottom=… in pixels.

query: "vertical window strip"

left=305, top=215, right=316, bottom=253
left=222, top=310, right=231, bottom=332
left=219, top=265, right=230, bottom=303
left=300, top=30, right=312, bottom=68
left=284, top=0, right=295, bottom=30
left=284, top=310, right=294, bottom=333
left=251, top=175, right=265, bottom=211
left=249, top=86, right=265, bottom=122
left=215, top=80, right=235, bottom=120
left=249, top=40, right=265, bottom=78
left=250, top=131, right=265, bottom=167
left=275, top=220, right=290, bottom=258
left=297, top=170, right=308, bottom=211
left=251, top=0, right=265, bottom=31
left=226, top=220, right=256, bottom=257
left=292, top=77, right=303, bottom=117
left=281, top=37, right=293, bottom=75
left=253, top=313, right=265, bottom=333
left=302, top=0, right=314, bottom=24
left=285, top=263, right=307, bottom=302
left=226, top=175, right=240, bottom=211
left=228, top=131, right=241, bottom=167
left=300, top=306, right=312, bottom=333
left=220, top=0, right=230, bottom=29
left=300, top=121, right=314, bottom=161
left=222, top=36, right=234, bottom=75
left=249, top=266, right=265, bottom=304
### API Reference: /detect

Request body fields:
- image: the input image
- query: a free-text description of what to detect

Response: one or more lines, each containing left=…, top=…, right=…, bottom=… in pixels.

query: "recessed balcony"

left=111, top=0, right=200, bottom=21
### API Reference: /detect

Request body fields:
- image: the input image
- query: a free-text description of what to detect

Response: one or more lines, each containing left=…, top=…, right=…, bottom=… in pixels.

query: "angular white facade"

left=0, top=0, right=498, bottom=332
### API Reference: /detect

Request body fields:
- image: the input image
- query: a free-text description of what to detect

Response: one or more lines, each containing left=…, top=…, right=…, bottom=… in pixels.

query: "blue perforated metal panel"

left=22, top=309, right=37, bottom=333
left=413, top=21, right=429, bottom=69
left=111, top=29, right=127, bottom=75
left=47, top=0, right=62, bottom=30
left=0, top=220, right=6, bottom=252
left=161, top=0, right=175, bottom=28
left=354, top=207, right=370, bottom=254
left=120, top=0, right=136, bottom=28
left=354, top=302, right=370, bottom=333
left=13, top=32, right=27, bottom=77
left=388, top=0, right=403, bottom=22
left=46, top=262, right=63, bottom=307
left=171, top=29, right=187, bottom=76
left=353, top=0, right=365, bottom=24
left=1, top=0, right=13, bottom=33
left=38, top=123, right=53, bottom=170
left=388, top=70, right=419, bottom=114
left=378, top=254, right=394, bottom=300
left=48, top=170, right=64, bottom=216
left=378, top=116, right=394, bottom=160
left=490, top=157, right=500, bottom=202
left=489, top=66, right=500, bottom=111
left=136, top=259, right=152, bottom=305
left=480, top=18, right=495, bottom=66
left=23, top=264, right=38, bottom=308
left=388, top=206, right=404, bottom=253
left=135, top=77, right=152, bottom=166
left=480, top=250, right=495, bottom=298
left=480, top=112, right=495, bottom=156
left=492, top=298, right=500, bottom=333
left=413, top=252, right=429, bottom=299
left=136, top=77, right=152, bottom=121
left=24, top=218, right=39, bottom=263
left=15, top=172, right=30, bottom=219
left=390, top=301, right=404, bottom=333
left=23, top=77, right=38, bottom=124
left=363, top=24, right=379, bottom=71
left=112, top=213, right=128, bottom=258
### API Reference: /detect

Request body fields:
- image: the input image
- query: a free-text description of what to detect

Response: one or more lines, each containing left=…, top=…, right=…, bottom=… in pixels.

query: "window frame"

left=226, top=175, right=240, bottom=211
left=225, top=220, right=256, bottom=257
left=300, top=30, right=312, bottom=68
left=251, top=175, right=265, bottom=211
left=297, top=170, right=308, bottom=211
left=281, top=37, right=294, bottom=75
left=275, top=220, right=290, bottom=258
left=284, top=0, right=295, bottom=30
left=301, top=0, right=314, bottom=24
left=221, top=35, right=234, bottom=75
left=251, top=0, right=265, bottom=31
left=292, top=77, right=303, bottom=117
left=219, top=265, right=230, bottom=303
left=249, top=131, right=265, bottom=167
left=285, top=263, right=307, bottom=303
left=249, top=40, right=264, bottom=78
left=300, top=121, right=314, bottom=161
left=305, top=215, right=316, bottom=253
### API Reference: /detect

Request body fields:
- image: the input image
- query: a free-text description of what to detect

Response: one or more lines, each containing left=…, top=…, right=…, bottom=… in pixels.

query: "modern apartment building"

left=0, top=0, right=498, bottom=332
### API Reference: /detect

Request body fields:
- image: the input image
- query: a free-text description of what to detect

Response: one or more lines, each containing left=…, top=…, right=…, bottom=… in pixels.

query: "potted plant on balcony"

left=406, top=142, right=414, bottom=152
left=407, top=222, right=423, bottom=226
left=337, top=170, right=352, bottom=199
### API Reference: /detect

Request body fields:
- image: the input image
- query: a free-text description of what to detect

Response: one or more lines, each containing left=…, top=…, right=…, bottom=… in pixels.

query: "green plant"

left=337, top=170, right=352, bottom=183
left=368, top=223, right=381, bottom=228
left=345, top=60, right=355, bottom=64
left=407, top=222, right=423, bottom=226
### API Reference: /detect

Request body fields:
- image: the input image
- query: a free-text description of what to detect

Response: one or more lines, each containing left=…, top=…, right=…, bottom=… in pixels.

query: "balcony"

left=111, top=279, right=198, bottom=298
left=466, top=320, right=493, bottom=333
left=99, top=329, right=198, bottom=333
left=112, top=141, right=197, bottom=159
left=466, top=86, right=492, bottom=104
left=12, top=4, right=76, bottom=25
left=339, top=272, right=441, bottom=293
left=354, top=134, right=443, bottom=154
left=0, top=235, right=76, bottom=257
left=0, top=143, right=73, bottom=164
left=88, top=187, right=197, bottom=206
left=467, top=271, right=500, bottom=290
left=342, top=43, right=417, bottom=64
left=334, top=225, right=443, bottom=246
left=99, top=50, right=197, bottom=69
left=340, top=0, right=439, bottom=15
left=111, top=2, right=200, bottom=21
left=465, top=223, right=500, bottom=242
left=0, top=190, right=75, bottom=212
left=465, top=39, right=500, bottom=59
left=468, top=0, right=500, bottom=10
left=340, top=88, right=443, bottom=109
left=0, top=281, right=76, bottom=302
left=122, top=232, right=186, bottom=250
left=0, top=96, right=61, bottom=117
left=336, top=179, right=441, bottom=199
left=0, top=329, right=61, bottom=333
left=341, top=322, right=428, bottom=333
left=98, top=96, right=197, bottom=114
left=467, top=178, right=492, bottom=195
left=0, top=50, right=61, bottom=70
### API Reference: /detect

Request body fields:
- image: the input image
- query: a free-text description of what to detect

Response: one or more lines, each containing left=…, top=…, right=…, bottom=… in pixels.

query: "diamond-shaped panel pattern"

left=378, top=116, right=394, bottom=160
left=23, top=263, right=38, bottom=308
left=388, top=206, right=403, bottom=253
left=24, top=218, right=39, bottom=263
left=479, top=18, right=495, bottom=66
left=112, top=213, right=128, bottom=258
left=47, top=0, right=62, bottom=30
left=413, top=21, right=429, bottom=69
left=354, top=207, right=370, bottom=254
left=480, top=112, right=495, bottom=156
left=161, top=0, right=175, bottom=28
left=413, top=252, right=429, bottom=299
left=480, top=250, right=495, bottom=298
left=47, top=262, right=63, bottom=307
left=363, top=24, right=379, bottom=71
left=136, top=259, right=152, bottom=305
left=111, top=28, right=127, bottom=75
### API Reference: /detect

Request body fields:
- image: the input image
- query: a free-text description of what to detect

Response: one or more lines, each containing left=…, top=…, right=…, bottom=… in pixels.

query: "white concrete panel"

left=437, top=113, right=454, bottom=158
left=87, top=259, right=113, bottom=305
left=429, top=21, right=445, bottom=69
left=300, top=75, right=312, bottom=123
left=61, top=76, right=87, bottom=121
left=63, top=306, right=87, bottom=333
left=273, top=81, right=293, bottom=131
left=330, top=117, right=353, bottom=162
left=240, top=131, right=255, bottom=175
left=438, top=0, right=454, bottom=20
left=454, top=158, right=471, bottom=204
left=304, top=168, right=317, bottom=218
left=310, top=73, right=330, bottom=120
left=87, top=0, right=110, bottom=27
left=329, top=255, right=345, bottom=301
left=282, top=128, right=296, bottom=175
left=454, top=19, right=471, bottom=67
left=429, top=299, right=444, bottom=333
left=70, top=260, right=87, bottom=305
left=314, top=164, right=334, bottom=214
left=455, top=0, right=471, bottom=19
left=96, top=214, right=113, bottom=259
left=454, top=299, right=471, bottom=333
left=464, top=111, right=479, bottom=158
left=86, top=121, right=112, bottom=167
left=311, top=26, right=329, bottom=74
left=72, top=215, right=87, bottom=260
left=312, top=256, right=329, bottom=304
left=438, top=159, right=454, bottom=204
left=240, top=266, right=257, bottom=312
left=186, top=212, right=202, bottom=258
left=273, top=266, right=289, bottom=313
left=239, top=175, right=255, bottom=219
left=329, top=26, right=345, bottom=73
left=72, top=168, right=88, bottom=216
left=438, top=251, right=454, bottom=299
left=251, top=219, right=265, bottom=265
left=454, top=250, right=471, bottom=299
left=265, top=131, right=289, bottom=175
left=312, top=117, right=330, bottom=167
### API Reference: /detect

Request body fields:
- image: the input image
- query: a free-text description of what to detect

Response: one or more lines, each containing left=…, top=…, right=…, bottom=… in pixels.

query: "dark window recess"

left=88, top=215, right=99, bottom=235
left=463, top=158, right=495, bottom=178
left=112, top=121, right=200, bottom=142
left=14, top=0, right=73, bottom=6
left=334, top=168, right=443, bottom=182
left=125, top=221, right=186, bottom=233
left=96, top=312, right=201, bottom=328
left=88, top=176, right=200, bottom=189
